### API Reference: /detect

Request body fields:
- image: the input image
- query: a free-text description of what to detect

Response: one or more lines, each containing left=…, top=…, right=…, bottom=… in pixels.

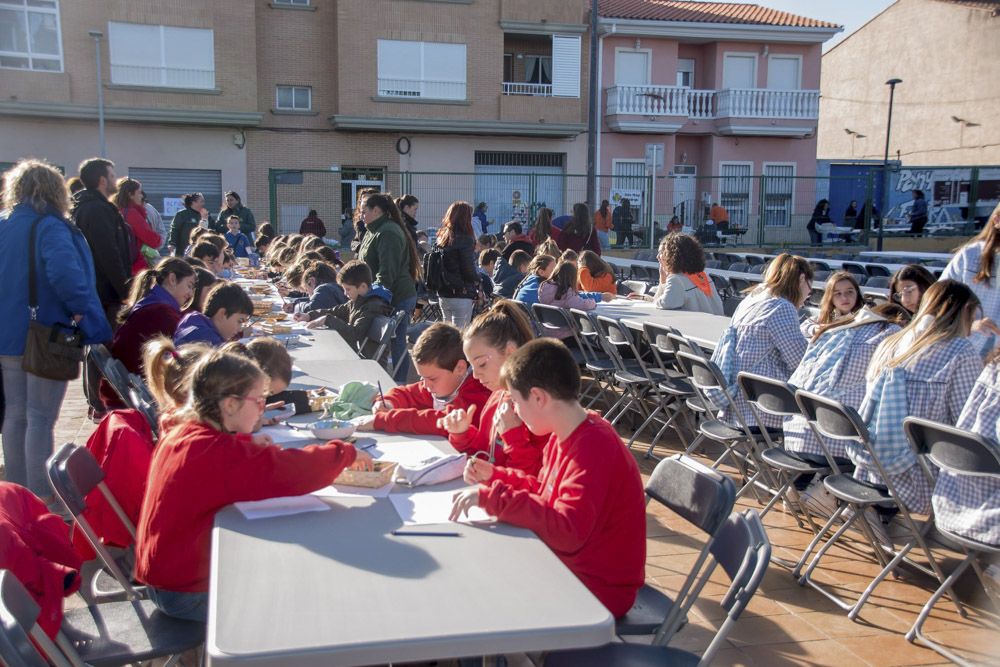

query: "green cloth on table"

left=322, top=381, right=378, bottom=419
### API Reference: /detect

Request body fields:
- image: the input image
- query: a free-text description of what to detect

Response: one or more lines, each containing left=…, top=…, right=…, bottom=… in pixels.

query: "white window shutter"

left=551, top=34, right=581, bottom=98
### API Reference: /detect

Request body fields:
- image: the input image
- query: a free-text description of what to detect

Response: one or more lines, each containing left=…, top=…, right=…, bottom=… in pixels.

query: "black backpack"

left=422, top=244, right=464, bottom=293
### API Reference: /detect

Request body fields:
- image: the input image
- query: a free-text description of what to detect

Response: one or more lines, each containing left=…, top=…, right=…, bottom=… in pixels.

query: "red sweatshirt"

left=373, top=373, right=492, bottom=436
left=135, top=420, right=357, bottom=592
left=448, top=389, right=548, bottom=475
left=478, top=413, right=646, bottom=617
left=101, top=301, right=182, bottom=408
left=73, top=409, right=155, bottom=560
left=122, top=202, right=162, bottom=274
left=0, top=483, right=82, bottom=638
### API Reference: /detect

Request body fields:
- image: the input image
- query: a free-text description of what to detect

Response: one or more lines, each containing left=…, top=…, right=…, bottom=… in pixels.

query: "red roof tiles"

left=598, top=0, right=841, bottom=29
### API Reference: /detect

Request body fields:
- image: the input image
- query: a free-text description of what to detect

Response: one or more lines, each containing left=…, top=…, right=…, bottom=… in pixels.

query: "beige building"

left=818, top=0, right=1000, bottom=166
left=0, top=0, right=591, bottom=233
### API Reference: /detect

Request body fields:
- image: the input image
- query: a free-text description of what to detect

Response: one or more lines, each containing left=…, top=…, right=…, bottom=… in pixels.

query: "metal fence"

left=269, top=168, right=991, bottom=249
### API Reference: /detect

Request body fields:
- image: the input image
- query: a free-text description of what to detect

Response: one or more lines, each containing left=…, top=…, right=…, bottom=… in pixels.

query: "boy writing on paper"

left=355, top=323, right=491, bottom=437
left=450, top=338, right=646, bottom=618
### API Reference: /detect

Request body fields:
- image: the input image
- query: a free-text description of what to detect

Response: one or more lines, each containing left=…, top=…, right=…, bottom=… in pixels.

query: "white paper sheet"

left=365, top=439, right=448, bottom=467
left=311, top=481, right=395, bottom=499
left=389, top=488, right=493, bottom=526
left=259, top=424, right=318, bottom=445
left=235, top=495, right=330, bottom=520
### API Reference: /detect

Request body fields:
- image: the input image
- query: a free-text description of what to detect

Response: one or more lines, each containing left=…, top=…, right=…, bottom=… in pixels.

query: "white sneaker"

left=801, top=478, right=838, bottom=518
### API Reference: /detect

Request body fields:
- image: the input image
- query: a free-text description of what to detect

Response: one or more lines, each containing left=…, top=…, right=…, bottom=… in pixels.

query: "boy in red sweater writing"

left=355, top=322, right=491, bottom=436
left=135, top=347, right=372, bottom=622
left=450, top=338, right=646, bottom=618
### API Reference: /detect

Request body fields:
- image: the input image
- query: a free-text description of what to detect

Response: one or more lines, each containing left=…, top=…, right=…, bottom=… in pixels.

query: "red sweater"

left=0, top=483, right=82, bottom=638
left=73, top=409, right=154, bottom=560
left=135, top=420, right=357, bottom=592
left=373, top=373, right=492, bottom=436
left=101, top=301, right=182, bottom=408
left=448, top=389, right=547, bottom=475
left=122, top=202, right=162, bottom=274
left=478, top=413, right=646, bottom=617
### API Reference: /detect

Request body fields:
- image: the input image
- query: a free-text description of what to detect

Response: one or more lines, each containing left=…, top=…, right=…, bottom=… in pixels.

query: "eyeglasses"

left=230, top=394, right=266, bottom=411
left=893, top=285, right=919, bottom=300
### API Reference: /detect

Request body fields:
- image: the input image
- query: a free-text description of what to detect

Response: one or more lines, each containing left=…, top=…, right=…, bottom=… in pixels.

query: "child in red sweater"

left=135, top=347, right=372, bottom=622
left=356, top=322, right=491, bottom=436
left=451, top=338, right=646, bottom=618
left=437, top=300, right=549, bottom=475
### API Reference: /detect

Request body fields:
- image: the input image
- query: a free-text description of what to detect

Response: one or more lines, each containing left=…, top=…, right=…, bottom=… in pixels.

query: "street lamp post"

left=88, top=30, right=106, bottom=157
left=877, top=77, right=902, bottom=252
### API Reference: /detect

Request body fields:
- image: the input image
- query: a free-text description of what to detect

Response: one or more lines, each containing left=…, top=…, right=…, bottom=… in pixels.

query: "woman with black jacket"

left=434, top=201, right=480, bottom=329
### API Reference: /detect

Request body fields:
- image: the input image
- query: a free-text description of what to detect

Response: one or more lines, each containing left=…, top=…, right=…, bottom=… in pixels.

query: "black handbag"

left=21, top=215, right=85, bottom=381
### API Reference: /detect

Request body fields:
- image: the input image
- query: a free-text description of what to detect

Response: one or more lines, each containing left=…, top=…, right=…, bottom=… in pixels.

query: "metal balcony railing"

left=110, top=64, right=215, bottom=89
left=377, top=77, right=466, bottom=100
left=502, top=81, right=553, bottom=96
left=606, top=85, right=820, bottom=120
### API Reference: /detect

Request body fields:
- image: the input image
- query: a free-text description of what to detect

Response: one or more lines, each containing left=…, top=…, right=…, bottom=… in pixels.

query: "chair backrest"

left=842, top=262, right=868, bottom=279
left=737, top=372, right=800, bottom=419
left=88, top=345, right=131, bottom=407
left=809, top=260, right=831, bottom=272
left=866, top=264, right=892, bottom=277
left=728, top=262, right=749, bottom=273
left=705, top=259, right=722, bottom=270
left=904, top=417, right=1000, bottom=478
left=594, top=315, right=650, bottom=377
left=812, top=269, right=830, bottom=282
left=511, top=300, right=541, bottom=336
left=676, top=350, right=726, bottom=393
left=642, top=322, right=679, bottom=376
left=532, top=304, right=587, bottom=356
left=569, top=309, right=609, bottom=362
left=744, top=255, right=763, bottom=266
left=0, top=571, right=70, bottom=667
left=367, top=310, right=406, bottom=371
left=709, top=274, right=732, bottom=297
left=646, top=455, right=737, bottom=534
left=865, top=276, right=891, bottom=289
left=794, top=389, right=868, bottom=443
left=748, top=264, right=765, bottom=275
left=46, top=444, right=140, bottom=600
left=728, top=277, right=752, bottom=294
left=127, top=375, right=159, bottom=440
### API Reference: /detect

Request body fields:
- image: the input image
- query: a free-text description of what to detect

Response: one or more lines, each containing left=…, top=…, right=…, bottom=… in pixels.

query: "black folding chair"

left=545, top=510, right=771, bottom=667
left=904, top=417, right=1000, bottom=665
left=636, top=322, right=698, bottom=456
left=87, top=345, right=132, bottom=409
left=793, top=390, right=964, bottom=621
left=568, top=309, right=616, bottom=409
left=617, top=455, right=736, bottom=639
left=593, top=315, right=661, bottom=440
left=0, top=569, right=204, bottom=667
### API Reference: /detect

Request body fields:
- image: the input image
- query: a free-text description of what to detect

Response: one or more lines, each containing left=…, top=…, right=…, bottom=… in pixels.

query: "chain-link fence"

left=270, top=166, right=995, bottom=249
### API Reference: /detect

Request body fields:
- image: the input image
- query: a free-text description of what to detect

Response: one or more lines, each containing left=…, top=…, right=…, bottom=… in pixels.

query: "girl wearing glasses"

left=888, top=264, right=935, bottom=314
left=134, top=348, right=372, bottom=623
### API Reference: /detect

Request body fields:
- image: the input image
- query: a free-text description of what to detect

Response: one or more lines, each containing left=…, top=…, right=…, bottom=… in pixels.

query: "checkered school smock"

left=784, top=317, right=900, bottom=459
left=933, top=361, right=1000, bottom=545
left=941, top=241, right=1000, bottom=356
left=709, top=293, right=807, bottom=430
left=853, top=337, right=982, bottom=514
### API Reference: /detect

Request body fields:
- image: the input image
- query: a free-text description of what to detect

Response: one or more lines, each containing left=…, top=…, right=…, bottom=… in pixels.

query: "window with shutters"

left=0, top=0, right=62, bottom=72
left=762, top=163, right=795, bottom=227
left=377, top=39, right=466, bottom=100
left=550, top=34, right=580, bottom=98
left=108, top=22, right=215, bottom=89
left=719, top=162, right=753, bottom=230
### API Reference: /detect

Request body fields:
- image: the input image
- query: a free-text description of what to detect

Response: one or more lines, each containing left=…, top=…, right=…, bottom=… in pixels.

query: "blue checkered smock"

left=853, top=337, right=982, bottom=514
left=933, top=361, right=1000, bottom=545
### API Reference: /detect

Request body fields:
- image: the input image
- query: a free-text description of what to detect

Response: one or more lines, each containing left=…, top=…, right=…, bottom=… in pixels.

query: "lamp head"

left=88, top=30, right=103, bottom=39
left=886, top=77, right=902, bottom=86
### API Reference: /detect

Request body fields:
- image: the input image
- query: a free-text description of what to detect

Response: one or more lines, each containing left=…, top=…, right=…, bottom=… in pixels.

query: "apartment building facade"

left=596, top=1, right=840, bottom=232
left=1, top=0, right=838, bottom=238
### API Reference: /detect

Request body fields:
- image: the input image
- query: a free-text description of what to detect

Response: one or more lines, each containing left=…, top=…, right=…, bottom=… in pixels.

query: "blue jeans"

left=597, top=230, right=610, bottom=250
left=148, top=586, right=209, bottom=623
left=391, top=296, right=418, bottom=382
left=439, top=297, right=475, bottom=330
left=1, top=355, right=68, bottom=498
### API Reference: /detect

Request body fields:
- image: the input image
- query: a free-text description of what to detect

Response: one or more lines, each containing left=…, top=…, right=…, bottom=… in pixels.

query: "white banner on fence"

left=610, top=188, right=643, bottom=208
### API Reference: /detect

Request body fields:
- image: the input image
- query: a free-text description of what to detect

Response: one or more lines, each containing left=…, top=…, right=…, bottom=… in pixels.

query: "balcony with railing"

left=376, top=78, right=467, bottom=101
left=502, top=82, right=552, bottom=97
left=110, top=64, right=216, bottom=90
left=605, top=84, right=819, bottom=135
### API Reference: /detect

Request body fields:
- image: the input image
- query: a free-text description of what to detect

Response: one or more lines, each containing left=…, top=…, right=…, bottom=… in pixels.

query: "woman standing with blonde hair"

left=0, top=159, right=112, bottom=506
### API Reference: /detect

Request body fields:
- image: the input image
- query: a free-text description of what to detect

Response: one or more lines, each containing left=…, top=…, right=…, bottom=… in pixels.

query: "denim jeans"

left=0, top=355, right=69, bottom=497
left=597, top=230, right=610, bottom=250
left=391, top=296, right=418, bottom=383
left=148, top=586, right=209, bottom=623
left=439, top=297, right=475, bottom=330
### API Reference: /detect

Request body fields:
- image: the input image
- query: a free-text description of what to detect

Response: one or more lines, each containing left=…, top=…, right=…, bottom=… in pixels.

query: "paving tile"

left=739, top=638, right=872, bottom=667
left=839, top=633, right=954, bottom=666
left=726, top=613, right=827, bottom=647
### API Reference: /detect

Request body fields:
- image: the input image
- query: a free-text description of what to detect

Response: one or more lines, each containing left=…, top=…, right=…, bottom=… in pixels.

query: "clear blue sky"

left=729, top=0, right=897, bottom=51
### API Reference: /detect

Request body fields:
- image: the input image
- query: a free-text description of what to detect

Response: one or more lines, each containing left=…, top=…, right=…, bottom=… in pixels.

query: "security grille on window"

left=108, top=21, right=215, bottom=89
left=720, top=163, right=752, bottom=229
left=377, top=39, right=466, bottom=100
left=763, top=164, right=795, bottom=227
left=273, top=0, right=310, bottom=5
left=276, top=85, right=311, bottom=111
left=0, top=0, right=62, bottom=72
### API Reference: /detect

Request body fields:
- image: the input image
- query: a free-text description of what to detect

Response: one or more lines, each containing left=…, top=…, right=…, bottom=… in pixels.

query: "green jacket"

left=168, top=208, right=200, bottom=255
left=218, top=204, right=256, bottom=238
left=358, top=216, right=416, bottom=305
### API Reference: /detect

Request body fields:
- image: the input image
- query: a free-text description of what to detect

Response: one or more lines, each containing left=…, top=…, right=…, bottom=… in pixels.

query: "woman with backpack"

left=557, top=202, right=602, bottom=256
left=428, top=201, right=480, bottom=329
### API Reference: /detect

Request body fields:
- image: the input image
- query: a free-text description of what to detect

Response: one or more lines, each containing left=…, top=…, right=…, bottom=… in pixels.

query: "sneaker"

left=862, top=507, right=892, bottom=547
left=801, top=478, right=838, bottom=518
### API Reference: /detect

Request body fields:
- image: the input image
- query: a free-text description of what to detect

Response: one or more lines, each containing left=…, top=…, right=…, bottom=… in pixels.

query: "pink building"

left=597, top=1, right=841, bottom=242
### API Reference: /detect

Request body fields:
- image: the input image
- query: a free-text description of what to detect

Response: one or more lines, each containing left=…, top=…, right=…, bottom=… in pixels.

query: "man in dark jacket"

left=500, top=221, right=535, bottom=262
left=72, top=158, right=133, bottom=325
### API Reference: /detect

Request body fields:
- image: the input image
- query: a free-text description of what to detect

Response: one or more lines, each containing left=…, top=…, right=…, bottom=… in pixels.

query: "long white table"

left=207, top=330, right=614, bottom=666
left=594, top=299, right=730, bottom=350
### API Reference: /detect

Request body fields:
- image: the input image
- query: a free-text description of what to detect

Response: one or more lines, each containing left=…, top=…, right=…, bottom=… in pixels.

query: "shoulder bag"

left=22, top=215, right=85, bottom=381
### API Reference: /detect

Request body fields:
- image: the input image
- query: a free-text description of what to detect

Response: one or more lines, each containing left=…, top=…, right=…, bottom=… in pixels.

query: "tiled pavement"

left=2, top=379, right=998, bottom=666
